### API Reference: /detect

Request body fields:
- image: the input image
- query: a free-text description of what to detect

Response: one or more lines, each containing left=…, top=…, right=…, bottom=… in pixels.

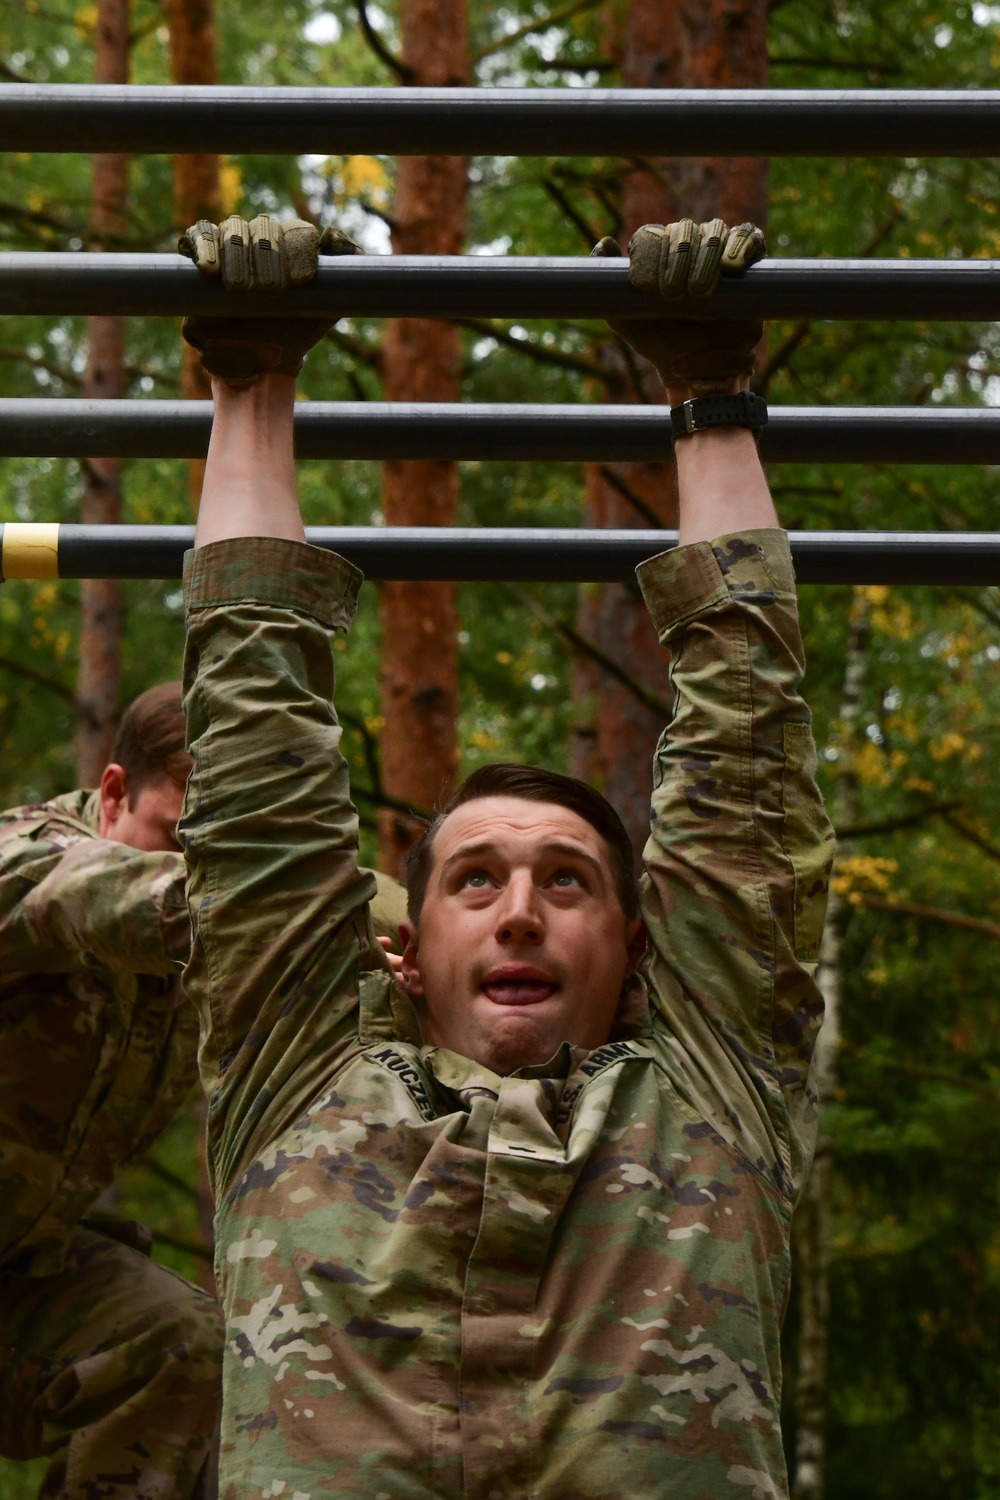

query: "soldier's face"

left=99, top=764, right=185, bottom=852
left=398, top=796, right=645, bottom=1075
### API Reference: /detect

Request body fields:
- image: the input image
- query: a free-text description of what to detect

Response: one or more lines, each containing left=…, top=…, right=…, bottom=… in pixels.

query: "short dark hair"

left=110, top=682, right=192, bottom=803
left=405, top=762, right=640, bottom=923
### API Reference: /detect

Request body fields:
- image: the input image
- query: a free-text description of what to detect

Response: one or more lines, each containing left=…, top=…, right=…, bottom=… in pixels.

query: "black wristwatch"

left=669, top=391, right=769, bottom=442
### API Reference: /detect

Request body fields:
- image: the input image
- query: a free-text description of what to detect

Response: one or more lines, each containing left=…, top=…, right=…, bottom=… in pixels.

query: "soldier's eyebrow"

left=440, top=839, right=603, bottom=877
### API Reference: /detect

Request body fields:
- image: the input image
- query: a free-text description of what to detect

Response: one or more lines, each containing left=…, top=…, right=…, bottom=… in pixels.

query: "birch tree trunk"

left=76, top=0, right=129, bottom=786
left=378, top=0, right=468, bottom=877
left=164, top=0, right=222, bottom=505
left=574, top=0, right=769, bottom=862
left=792, top=593, right=870, bottom=1499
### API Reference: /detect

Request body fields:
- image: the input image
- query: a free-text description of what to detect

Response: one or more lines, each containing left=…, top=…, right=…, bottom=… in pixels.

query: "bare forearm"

left=666, top=379, right=778, bottom=546
left=195, top=374, right=305, bottom=548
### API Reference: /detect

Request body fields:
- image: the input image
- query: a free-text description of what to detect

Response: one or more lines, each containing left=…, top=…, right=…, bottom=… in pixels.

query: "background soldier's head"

left=98, top=682, right=192, bottom=853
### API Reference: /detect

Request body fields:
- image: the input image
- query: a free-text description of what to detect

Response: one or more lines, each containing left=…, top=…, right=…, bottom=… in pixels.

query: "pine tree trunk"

left=792, top=595, right=870, bottom=1500
left=76, top=0, right=129, bottom=787
left=378, top=0, right=468, bottom=877
left=575, top=0, right=768, bottom=862
left=162, top=7, right=223, bottom=1295
left=164, top=0, right=222, bottom=505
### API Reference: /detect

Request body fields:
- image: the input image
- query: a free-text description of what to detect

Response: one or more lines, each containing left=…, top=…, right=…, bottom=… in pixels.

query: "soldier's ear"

left=626, top=918, right=648, bottom=971
left=398, top=921, right=425, bottom=998
left=98, top=763, right=129, bottom=838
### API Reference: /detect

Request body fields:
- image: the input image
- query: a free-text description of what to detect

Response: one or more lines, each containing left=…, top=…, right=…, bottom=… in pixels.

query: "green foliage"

left=1, top=0, right=999, bottom=1494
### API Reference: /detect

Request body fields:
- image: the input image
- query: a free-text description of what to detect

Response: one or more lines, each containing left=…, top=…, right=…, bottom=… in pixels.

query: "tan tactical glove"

left=179, top=215, right=363, bottom=386
left=594, top=218, right=767, bottom=394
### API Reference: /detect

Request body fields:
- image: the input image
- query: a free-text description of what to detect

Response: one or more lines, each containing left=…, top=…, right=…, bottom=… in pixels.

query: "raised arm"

left=178, top=217, right=387, bottom=1190
left=0, top=834, right=187, bottom=975
left=604, top=217, right=835, bottom=1200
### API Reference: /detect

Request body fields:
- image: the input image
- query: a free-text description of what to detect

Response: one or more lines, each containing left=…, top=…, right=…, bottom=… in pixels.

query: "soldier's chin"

left=477, top=1014, right=562, bottom=1075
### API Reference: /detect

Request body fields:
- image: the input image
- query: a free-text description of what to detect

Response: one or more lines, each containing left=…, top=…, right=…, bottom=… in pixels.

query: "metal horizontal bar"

left=1, top=252, right=999, bottom=322
left=1, top=523, right=996, bottom=585
left=4, top=400, right=1000, bottom=465
left=3, top=85, right=1000, bottom=158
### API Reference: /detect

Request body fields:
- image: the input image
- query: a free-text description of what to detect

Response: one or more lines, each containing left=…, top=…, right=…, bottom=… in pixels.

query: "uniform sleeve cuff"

left=183, top=537, right=363, bottom=632
left=637, top=528, right=795, bottom=639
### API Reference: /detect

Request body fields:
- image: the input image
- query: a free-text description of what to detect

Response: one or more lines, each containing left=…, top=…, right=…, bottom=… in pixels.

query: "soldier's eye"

left=462, top=871, right=492, bottom=889
left=551, top=869, right=582, bottom=888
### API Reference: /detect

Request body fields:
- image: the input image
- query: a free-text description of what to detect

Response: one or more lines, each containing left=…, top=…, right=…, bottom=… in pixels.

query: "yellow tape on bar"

left=2, top=523, right=60, bottom=580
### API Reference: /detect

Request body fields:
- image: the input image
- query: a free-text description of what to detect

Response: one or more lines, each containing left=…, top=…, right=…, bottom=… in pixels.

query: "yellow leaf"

left=219, top=160, right=243, bottom=218
left=74, top=3, right=97, bottom=35
left=929, top=731, right=966, bottom=761
left=340, top=154, right=389, bottom=203
left=833, top=854, right=898, bottom=898
left=854, top=741, right=892, bottom=789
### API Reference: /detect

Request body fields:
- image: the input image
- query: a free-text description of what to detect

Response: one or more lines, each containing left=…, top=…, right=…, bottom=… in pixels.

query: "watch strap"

left=670, top=391, right=769, bottom=441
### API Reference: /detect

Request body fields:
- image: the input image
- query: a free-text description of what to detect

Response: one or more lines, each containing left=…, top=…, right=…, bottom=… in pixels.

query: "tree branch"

left=139, top=1156, right=201, bottom=1204
left=472, top=0, right=604, bottom=64
left=610, top=333, right=657, bottom=403
left=355, top=0, right=413, bottom=82
left=152, top=1229, right=214, bottom=1262
left=0, top=56, right=33, bottom=83
left=836, top=801, right=962, bottom=841
left=0, top=655, right=79, bottom=709
left=353, top=782, right=434, bottom=822
left=507, top=586, right=672, bottom=719
left=859, top=892, right=1000, bottom=941
left=325, top=325, right=382, bottom=371
left=455, top=317, right=608, bottom=379
left=941, top=811, right=1000, bottom=864
left=943, top=587, right=1000, bottom=631
left=754, top=320, right=810, bottom=396
left=0, top=342, right=84, bottom=388
left=596, top=464, right=664, bottom=530
left=768, top=54, right=901, bottom=76
left=356, top=196, right=399, bottom=233
left=840, top=1040, right=1000, bottom=1102
left=339, top=709, right=434, bottom=822
left=541, top=178, right=600, bottom=249
left=756, top=211, right=904, bottom=394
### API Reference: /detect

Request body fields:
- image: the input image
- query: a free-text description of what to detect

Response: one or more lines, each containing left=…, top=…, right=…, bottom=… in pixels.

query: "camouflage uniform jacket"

left=0, top=789, right=195, bottom=1275
left=181, top=529, right=835, bottom=1500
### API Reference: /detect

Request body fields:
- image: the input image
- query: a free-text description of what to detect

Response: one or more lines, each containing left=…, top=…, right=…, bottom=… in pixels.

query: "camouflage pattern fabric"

left=0, top=785, right=406, bottom=1278
left=180, top=529, right=834, bottom=1500
left=0, top=779, right=407, bottom=1496
left=368, top=867, right=409, bottom=949
left=0, top=789, right=195, bottom=1276
left=0, top=1220, right=224, bottom=1499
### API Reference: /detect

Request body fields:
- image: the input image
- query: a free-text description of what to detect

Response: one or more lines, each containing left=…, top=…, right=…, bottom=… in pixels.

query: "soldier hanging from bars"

left=172, top=208, right=835, bottom=1500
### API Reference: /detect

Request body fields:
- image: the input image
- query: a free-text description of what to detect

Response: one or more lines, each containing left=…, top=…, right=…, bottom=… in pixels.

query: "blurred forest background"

left=0, top=0, right=998, bottom=1495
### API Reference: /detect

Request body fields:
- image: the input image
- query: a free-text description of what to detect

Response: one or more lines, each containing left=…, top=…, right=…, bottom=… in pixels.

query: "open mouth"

left=481, top=969, right=558, bottom=1006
